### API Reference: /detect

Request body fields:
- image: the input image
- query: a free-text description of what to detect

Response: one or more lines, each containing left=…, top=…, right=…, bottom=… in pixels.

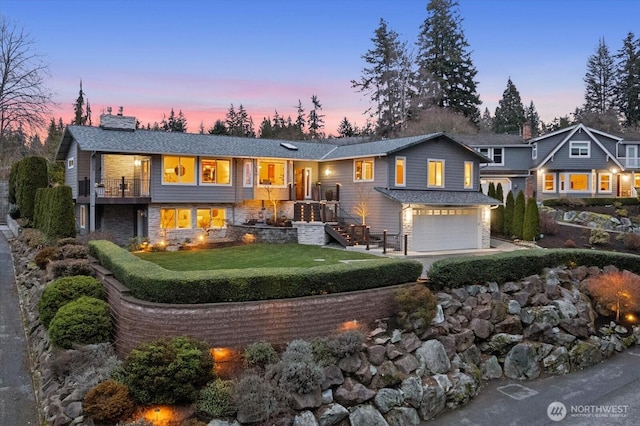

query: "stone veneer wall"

left=226, top=224, right=298, bottom=244
left=292, top=221, right=329, bottom=245
left=92, top=263, right=402, bottom=357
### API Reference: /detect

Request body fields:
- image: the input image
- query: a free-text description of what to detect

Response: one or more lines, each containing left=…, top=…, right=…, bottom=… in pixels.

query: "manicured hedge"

left=427, top=249, right=640, bottom=290
left=543, top=197, right=640, bottom=207
left=33, top=185, right=76, bottom=240
left=15, top=156, right=49, bottom=221
left=88, top=240, right=424, bottom=304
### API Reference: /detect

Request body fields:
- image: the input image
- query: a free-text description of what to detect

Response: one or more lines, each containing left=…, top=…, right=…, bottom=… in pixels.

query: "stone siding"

left=293, top=221, right=329, bottom=245
left=226, top=224, right=297, bottom=244
left=93, top=264, right=401, bottom=357
left=100, top=205, right=136, bottom=245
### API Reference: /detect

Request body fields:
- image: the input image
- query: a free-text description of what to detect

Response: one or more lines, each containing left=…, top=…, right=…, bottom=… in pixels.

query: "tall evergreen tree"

left=43, top=117, right=63, bottom=160
left=308, top=95, right=325, bottom=139
left=479, top=107, right=493, bottom=132
left=524, top=101, right=540, bottom=137
left=503, top=190, right=515, bottom=236
left=523, top=197, right=541, bottom=241
left=512, top=190, right=526, bottom=239
left=352, top=19, right=412, bottom=136
left=615, top=32, right=640, bottom=128
left=160, top=108, right=187, bottom=132
left=584, top=37, right=617, bottom=114
left=294, top=100, right=306, bottom=132
left=416, top=0, right=481, bottom=122
left=208, top=119, right=228, bottom=135
left=225, top=104, right=238, bottom=134
left=337, top=117, right=356, bottom=137
left=72, top=80, right=89, bottom=125
left=493, top=78, right=525, bottom=134
left=493, top=183, right=505, bottom=235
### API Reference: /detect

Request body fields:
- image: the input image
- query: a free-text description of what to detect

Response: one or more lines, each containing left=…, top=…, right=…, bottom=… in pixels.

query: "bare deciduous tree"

left=0, top=17, right=54, bottom=149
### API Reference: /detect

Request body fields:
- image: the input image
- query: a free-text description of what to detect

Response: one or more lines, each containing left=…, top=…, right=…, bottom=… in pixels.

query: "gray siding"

left=65, top=141, right=79, bottom=198
left=532, top=133, right=565, bottom=168
left=544, top=137, right=609, bottom=170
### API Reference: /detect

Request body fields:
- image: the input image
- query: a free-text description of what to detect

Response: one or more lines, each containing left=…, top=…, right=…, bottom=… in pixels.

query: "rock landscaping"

left=10, top=234, right=640, bottom=426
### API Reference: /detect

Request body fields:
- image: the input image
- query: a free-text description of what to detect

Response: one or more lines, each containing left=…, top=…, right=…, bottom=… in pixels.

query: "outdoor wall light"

left=134, top=159, right=141, bottom=167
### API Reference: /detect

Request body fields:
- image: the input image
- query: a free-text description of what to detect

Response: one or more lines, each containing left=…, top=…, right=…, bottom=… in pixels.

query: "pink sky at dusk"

left=2, top=0, right=639, bottom=137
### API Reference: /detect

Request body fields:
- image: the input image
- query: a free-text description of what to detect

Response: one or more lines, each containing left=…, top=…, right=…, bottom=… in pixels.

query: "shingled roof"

left=375, top=188, right=500, bottom=206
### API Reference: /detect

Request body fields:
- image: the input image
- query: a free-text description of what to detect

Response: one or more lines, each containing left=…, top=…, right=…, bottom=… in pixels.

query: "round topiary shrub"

left=394, top=283, right=438, bottom=332
left=123, top=336, right=214, bottom=405
left=243, top=341, right=279, bottom=370
left=196, top=379, right=236, bottom=419
left=38, top=275, right=105, bottom=328
left=48, top=296, right=111, bottom=349
left=83, top=379, right=135, bottom=423
left=233, top=374, right=281, bottom=424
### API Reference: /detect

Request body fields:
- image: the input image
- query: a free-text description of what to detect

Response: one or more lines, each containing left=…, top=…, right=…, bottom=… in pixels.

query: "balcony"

left=625, top=158, right=640, bottom=169
left=79, top=177, right=150, bottom=202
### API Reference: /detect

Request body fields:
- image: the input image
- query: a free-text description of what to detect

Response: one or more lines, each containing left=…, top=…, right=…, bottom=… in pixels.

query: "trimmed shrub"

left=327, top=329, right=365, bottom=359
left=311, top=337, right=337, bottom=367
left=523, top=197, right=541, bottom=241
left=57, top=237, right=82, bottom=247
left=38, top=275, right=105, bottom=328
left=88, top=240, right=423, bottom=304
left=83, top=379, right=135, bottom=424
left=48, top=296, right=111, bottom=349
left=196, top=379, right=236, bottom=418
left=394, top=283, right=438, bottom=331
left=55, top=244, right=89, bottom=260
left=623, top=233, right=640, bottom=250
left=18, top=229, right=48, bottom=249
left=34, top=246, right=56, bottom=270
left=34, top=185, right=76, bottom=240
left=244, top=341, right=279, bottom=370
left=281, top=340, right=314, bottom=363
left=427, top=249, right=640, bottom=289
left=9, top=204, right=20, bottom=219
left=266, top=359, right=324, bottom=395
left=8, top=161, right=19, bottom=204
left=16, top=156, right=49, bottom=221
left=589, top=228, right=610, bottom=245
left=48, top=258, right=93, bottom=279
left=564, top=239, right=577, bottom=248
left=512, top=191, right=526, bottom=239
left=123, top=336, right=214, bottom=404
left=233, top=374, right=282, bottom=423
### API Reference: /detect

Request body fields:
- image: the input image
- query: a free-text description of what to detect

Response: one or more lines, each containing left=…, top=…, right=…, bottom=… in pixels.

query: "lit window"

left=464, top=162, right=473, bottom=189
left=79, top=205, right=86, bottom=229
left=258, top=160, right=287, bottom=186
left=428, top=159, right=444, bottom=187
left=67, top=157, right=75, bottom=169
left=395, top=157, right=405, bottom=186
left=243, top=160, right=253, bottom=187
left=160, top=208, right=192, bottom=229
left=163, top=156, right=196, bottom=184
left=201, top=159, right=231, bottom=184
left=570, top=141, right=590, bottom=157
left=598, top=173, right=612, bottom=193
left=196, top=208, right=226, bottom=229
left=354, top=158, right=374, bottom=182
left=543, top=173, right=556, bottom=192
left=561, top=173, right=589, bottom=191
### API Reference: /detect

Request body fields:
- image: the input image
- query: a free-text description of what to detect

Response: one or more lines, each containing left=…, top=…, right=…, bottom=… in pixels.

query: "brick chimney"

left=522, top=123, right=532, bottom=140
left=100, top=106, right=136, bottom=131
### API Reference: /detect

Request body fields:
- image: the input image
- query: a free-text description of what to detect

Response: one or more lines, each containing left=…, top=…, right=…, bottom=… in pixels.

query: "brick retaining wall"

left=92, top=263, right=403, bottom=357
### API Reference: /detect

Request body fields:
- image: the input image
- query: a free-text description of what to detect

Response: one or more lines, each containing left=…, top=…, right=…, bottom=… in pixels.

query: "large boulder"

left=317, top=403, right=349, bottom=426
left=469, top=318, right=494, bottom=339
left=543, top=346, right=570, bottom=375
left=481, top=355, right=503, bottom=379
left=400, top=376, right=423, bottom=409
left=503, top=343, right=541, bottom=380
left=384, top=407, right=421, bottom=426
left=446, top=371, right=477, bottom=408
left=415, top=340, right=451, bottom=374
left=418, top=381, right=446, bottom=421
left=569, top=341, right=603, bottom=371
left=349, top=404, right=388, bottom=426
left=293, top=411, right=319, bottom=426
left=334, top=378, right=376, bottom=406
left=374, top=388, right=404, bottom=414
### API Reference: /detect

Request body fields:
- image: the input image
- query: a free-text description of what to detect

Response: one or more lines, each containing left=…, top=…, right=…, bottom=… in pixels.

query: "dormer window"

left=570, top=141, right=590, bottom=157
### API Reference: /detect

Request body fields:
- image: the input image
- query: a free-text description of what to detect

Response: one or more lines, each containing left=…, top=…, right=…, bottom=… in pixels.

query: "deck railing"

left=78, top=177, right=150, bottom=197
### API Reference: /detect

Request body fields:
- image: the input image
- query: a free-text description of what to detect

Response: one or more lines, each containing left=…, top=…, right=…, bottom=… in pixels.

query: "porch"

left=78, top=177, right=151, bottom=203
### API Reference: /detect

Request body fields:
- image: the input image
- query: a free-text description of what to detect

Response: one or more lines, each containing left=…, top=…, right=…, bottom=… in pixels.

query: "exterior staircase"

left=324, top=223, right=353, bottom=247
left=293, top=202, right=322, bottom=222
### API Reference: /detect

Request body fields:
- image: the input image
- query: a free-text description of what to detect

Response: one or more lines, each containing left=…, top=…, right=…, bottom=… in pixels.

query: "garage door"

left=412, top=208, right=479, bottom=251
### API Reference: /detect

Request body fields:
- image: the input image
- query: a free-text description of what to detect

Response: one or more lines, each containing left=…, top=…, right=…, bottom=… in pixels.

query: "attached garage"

left=412, top=207, right=480, bottom=251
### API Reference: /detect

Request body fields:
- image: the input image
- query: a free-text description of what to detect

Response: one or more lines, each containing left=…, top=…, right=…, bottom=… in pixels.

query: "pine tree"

left=493, top=78, right=525, bottom=134
left=160, top=109, right=187, bottom=132
left=524, top=101, right=540, bottom=137
left=352, top=19, right=412, bottom=136
left=523, top=197, right=541, bottom=241
left=295, top=100, right=306, bottom=132
left=416, top=0, right=481, bottom=122
left=208, top=119, right=227, bottom=135
left=615, top=32, right=640, bottom=128
left=480, top=107, right=493, bottom=132
left=337, top=117, right=356, bottom=137
left=584, top=37, right=617, bottom=114
left=487, top=182, right=496, bottom=199
left=43, top=118, right=63, bottom=160
left=308, top=95, right=325, bottom=139
left=225, top=104, right=239, bottom=135
left=512, top=191, right=526, bottom=239
left=503, top=190, right=515, bottom=236
left=72, top=80, right=87, bottom=125
left=259, top=117, right=274, bottom=138
left=493, top=183, right=505, bottom=235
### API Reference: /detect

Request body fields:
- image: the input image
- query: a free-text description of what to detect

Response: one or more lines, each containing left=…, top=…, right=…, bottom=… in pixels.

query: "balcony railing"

left=78, top=177, right=150, bottom=198
left=625, top=158, right=640, bottom=168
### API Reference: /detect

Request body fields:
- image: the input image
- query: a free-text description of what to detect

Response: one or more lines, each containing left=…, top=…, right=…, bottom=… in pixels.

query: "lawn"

left=135, top=243, right=381, bottom=271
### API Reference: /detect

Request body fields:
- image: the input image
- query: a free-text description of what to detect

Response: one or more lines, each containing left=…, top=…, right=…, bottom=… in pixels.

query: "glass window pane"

left=196, top=209, right=211, bottom=228
left=177, top=209, right=191, bottom=228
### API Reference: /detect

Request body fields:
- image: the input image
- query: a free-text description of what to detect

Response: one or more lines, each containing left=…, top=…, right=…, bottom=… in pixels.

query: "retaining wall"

left=92, top=262, right=403, bottom=357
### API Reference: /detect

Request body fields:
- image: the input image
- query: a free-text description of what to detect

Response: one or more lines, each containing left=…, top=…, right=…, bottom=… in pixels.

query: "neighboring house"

left=56, top=111, right=498, bottom=251
left=462, top=123, right=640, bottom=202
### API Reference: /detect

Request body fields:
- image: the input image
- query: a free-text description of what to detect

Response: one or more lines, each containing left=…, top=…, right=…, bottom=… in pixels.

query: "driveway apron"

left=0, top=230, right=39, bottom=425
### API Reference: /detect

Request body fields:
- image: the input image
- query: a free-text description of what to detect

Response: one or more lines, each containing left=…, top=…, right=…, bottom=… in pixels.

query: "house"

left=56, top=110, right=498, bottom=252
left=461, top=123, right=640, bottom=202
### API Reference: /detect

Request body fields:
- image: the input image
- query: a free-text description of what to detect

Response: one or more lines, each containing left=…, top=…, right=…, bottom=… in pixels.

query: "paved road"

left=0, top=229, right=39, bottom=426
left=434, top=347, right=640, bottom=426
